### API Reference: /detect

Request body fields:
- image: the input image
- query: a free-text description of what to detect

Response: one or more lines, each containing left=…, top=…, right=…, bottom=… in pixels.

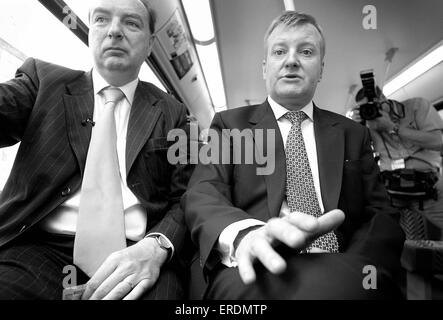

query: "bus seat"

left=399, top=208, right=443, bottom=299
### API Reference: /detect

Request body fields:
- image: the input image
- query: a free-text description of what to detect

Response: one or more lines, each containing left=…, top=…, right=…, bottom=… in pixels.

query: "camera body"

left=359, top=69, right=382, bottom=121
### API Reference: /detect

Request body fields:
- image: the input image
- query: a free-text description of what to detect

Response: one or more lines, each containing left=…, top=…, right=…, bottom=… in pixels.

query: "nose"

left=285, top=49, right=300, bottom=68
left=107, top=19, right=124, bottom=40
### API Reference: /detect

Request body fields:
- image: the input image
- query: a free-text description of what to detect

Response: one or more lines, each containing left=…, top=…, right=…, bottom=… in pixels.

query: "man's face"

left=89, top=0, right=153, bottom=79
left=263, top=24, right=324, bottom=108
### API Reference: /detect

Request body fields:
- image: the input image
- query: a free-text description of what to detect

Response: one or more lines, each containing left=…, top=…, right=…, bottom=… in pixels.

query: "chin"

left=104, top=61, right=129, bottom=72
left=102, top=55, right=127, bottom=66
left=276, top=89, right=304, bottom=99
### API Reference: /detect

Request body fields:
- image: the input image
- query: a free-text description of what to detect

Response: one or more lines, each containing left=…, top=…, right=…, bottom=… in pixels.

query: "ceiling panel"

left=212, top=0, right=285, bottom=108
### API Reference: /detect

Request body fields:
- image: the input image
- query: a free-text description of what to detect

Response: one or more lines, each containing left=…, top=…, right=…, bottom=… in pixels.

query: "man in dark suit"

left=183, top=11, right=405, bottom=299
left=0, top=0, right=193, bottom=299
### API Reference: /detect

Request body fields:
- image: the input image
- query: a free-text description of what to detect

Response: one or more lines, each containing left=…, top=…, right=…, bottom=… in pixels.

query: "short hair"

left=139, top=0, right=157, bottom=35
left=88, top=0, right=157, bottom=35
left=355, top=86, right=384, bottom=102
left=264, top=11, right=326, bottom=60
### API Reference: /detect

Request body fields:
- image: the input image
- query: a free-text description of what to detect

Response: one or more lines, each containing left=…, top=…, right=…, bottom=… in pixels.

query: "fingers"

left=81, top=254, right=119, bottom=300
left=315, top=209, right=345, bottom=235
left=122, top=279, right=154, bottom=300
left=251, top=236, right=287, bottom=274
left=237, top=243, right=286, bottom=285
left=81, top=243, right=163, bottom=300
left=236, top=228, right=286, bottom=285
left=236, top=251, right=256, bottom=285
left=284, top=212, right=319, bottom=232
left=101, top=275, right=136, bottom=300
left=271, top=210, right=344, bottom=249
left=235, top=210, right=345, bottom=286
left=266, top=217, right=310, bottom=249
left=350, top=108, right=362, bottom=122
left=89, top=268, right=132, bottom=300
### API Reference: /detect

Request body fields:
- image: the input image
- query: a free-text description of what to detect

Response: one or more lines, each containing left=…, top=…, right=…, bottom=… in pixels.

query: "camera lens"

left=360, top=102, right=381, bottom=120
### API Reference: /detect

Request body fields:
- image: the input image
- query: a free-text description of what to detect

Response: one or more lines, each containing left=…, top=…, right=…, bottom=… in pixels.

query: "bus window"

left=0, top=0, right=91, bottom=70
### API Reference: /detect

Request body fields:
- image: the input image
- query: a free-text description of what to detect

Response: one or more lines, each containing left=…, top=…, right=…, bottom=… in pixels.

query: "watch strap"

left=145, top=233, right=174, bottom=261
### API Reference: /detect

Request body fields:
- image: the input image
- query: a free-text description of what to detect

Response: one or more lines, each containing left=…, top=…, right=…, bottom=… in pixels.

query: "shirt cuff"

left=144, top=232, right=174, bottom=262
left=217, top=219, right=266, bottom=268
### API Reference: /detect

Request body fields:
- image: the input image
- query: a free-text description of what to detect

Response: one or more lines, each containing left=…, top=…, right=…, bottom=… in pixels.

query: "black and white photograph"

left=0, top=0, right=442, bottom=310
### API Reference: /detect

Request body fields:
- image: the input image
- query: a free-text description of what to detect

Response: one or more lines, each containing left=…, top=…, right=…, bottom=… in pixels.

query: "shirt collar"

left=92, top=69, right=139, bottom=106
left=267, top=96, right=314, bottom=122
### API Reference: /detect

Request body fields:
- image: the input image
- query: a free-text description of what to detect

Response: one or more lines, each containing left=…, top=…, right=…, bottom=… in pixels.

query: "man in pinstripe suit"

left=0, top=0, right=193, bottom=299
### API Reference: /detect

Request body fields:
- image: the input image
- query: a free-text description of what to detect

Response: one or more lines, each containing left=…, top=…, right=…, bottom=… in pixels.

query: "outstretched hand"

left=235, top=209, right=345, bottom=284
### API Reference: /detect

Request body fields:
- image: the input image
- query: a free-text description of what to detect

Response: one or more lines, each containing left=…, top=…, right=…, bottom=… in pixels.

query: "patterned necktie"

left=284, top=111, right=339, bottom=253
left=74, top=87, right=127, bottom=276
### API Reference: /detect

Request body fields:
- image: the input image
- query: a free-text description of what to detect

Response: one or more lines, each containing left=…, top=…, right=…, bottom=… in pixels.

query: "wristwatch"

left=146, top=234, right=173, bottom=259
left=389, top=124, right=400, bottom=136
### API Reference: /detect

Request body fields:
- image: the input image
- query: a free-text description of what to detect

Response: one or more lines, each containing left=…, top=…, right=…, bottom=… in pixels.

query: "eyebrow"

left=90, top=8, right=145, bottom=26
left=90, top=8, right=110, bottom=17
left=270, top=41, right=288, bottom=47
left=271, top=39, right=318, bottom=48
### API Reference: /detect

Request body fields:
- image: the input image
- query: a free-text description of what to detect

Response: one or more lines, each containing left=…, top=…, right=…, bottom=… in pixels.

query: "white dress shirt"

left=218, top=97, right=325, bottom=267
left=38, top=70, right=147, bottom=241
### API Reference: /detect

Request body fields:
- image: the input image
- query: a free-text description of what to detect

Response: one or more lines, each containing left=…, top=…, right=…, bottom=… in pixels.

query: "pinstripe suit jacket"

left=0, top=58, right=194, bottom=261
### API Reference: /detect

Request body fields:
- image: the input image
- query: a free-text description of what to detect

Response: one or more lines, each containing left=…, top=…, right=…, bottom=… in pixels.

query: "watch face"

left=156, top=236, right=172, bottom=250
left=158, top=236, right=171, bottom=249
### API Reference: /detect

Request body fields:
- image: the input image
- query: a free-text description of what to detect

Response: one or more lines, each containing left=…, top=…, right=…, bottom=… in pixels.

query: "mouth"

left=104, top=47, right=127, bottom=54
left=282, top=74, right=302, bottom=80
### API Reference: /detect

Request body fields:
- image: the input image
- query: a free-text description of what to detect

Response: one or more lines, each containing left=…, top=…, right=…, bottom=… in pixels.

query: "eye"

left=272, top=49, right=286, bottom=56
left=300, top=49, right=313, bottom=56
left=94, top=16, right=107, bottom=24
left=126, top=20, right=140, bottom=28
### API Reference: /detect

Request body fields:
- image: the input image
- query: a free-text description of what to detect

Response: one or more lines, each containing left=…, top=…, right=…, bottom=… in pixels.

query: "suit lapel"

left=250, top=101, right=286, bottom=218
left=125, top=82, right=162, bottom=177
left=63, top=71, right=94, bottom=175
left=313, top=105, right=344, bottom=212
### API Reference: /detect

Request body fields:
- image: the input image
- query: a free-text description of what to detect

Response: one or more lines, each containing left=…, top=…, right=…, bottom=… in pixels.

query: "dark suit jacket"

left=0, top=58, right=194, bottom=261
left=183, top=100, right=405, bottom=292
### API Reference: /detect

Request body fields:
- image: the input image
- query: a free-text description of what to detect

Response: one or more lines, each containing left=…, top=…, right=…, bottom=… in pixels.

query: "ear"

left=318, top=61, right=324, bottom=82
left=262, top=59, right=267, bottom=80
left=146, top=34, right=156, bottom=57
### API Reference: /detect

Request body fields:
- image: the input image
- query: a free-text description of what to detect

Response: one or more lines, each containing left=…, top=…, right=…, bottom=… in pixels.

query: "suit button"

left=61, top=187, right=71, bottom=197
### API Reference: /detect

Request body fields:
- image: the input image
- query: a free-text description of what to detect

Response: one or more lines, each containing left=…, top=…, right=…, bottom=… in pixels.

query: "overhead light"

left=195, top=43, right=226, bottom=109
left=283, top=0, right=296, bottom=11
left=182, top=0, right=214, bottom=43
left=383, top=41, right=443, bottom=96
left=182, top=0, right=227, bottom=110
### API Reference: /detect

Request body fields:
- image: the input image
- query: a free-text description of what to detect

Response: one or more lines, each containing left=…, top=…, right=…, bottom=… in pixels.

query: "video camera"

left=358, top=69, right=382, bottom=120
